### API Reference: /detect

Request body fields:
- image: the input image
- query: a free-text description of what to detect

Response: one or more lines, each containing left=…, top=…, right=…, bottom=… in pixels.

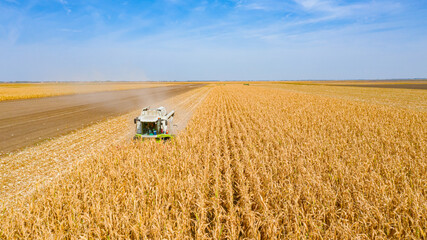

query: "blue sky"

left=0, top=0, right=426, bottom=81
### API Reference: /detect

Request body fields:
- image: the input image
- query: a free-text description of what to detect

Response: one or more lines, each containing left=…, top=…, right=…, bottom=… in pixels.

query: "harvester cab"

left=133, top=106, right=175, bottom=141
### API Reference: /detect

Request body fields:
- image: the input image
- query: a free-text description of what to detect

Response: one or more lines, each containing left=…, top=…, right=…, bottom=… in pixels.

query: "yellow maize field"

left=258, top=83, right=427, bottom=112
left=0, top=84, right=425, bottom=239
left=0, top=82, right=175, bottom=101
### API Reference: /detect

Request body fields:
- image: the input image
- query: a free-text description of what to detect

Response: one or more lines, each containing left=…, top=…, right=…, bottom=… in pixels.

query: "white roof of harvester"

left=138, top=115, right=159, bottom=122
left=137, top=107, right=167, bottom=122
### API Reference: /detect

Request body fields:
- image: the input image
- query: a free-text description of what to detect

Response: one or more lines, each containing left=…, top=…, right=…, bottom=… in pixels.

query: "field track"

left=0, top=84, right=202, bottom=154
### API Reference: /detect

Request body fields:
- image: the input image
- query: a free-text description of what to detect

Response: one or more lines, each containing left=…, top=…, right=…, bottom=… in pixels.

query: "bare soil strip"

left=0, top=85, right=211, bottom=207
left=0, top=84, right=202, bottom=154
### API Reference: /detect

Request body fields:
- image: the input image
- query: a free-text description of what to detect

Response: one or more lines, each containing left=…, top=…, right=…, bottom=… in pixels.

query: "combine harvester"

left=133, top=106, right=175, bottom=142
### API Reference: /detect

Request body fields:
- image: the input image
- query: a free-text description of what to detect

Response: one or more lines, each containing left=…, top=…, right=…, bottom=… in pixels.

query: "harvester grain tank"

left=134, top=106, right=175, bottom=141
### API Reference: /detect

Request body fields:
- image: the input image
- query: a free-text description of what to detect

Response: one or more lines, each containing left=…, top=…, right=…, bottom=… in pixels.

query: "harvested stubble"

left=1, top=85, right=426, bottom=239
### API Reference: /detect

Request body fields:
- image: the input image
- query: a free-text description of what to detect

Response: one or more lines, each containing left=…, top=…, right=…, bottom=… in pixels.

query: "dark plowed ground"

left=0, top=84, right=202, bottom=154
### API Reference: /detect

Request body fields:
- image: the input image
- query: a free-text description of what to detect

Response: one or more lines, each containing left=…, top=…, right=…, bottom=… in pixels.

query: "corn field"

left=1, top=85, right=426, bottom=239
left=0, top=82, right=173, bottom=101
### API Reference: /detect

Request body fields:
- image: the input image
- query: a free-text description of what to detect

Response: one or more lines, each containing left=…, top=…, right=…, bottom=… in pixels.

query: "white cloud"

left=293, top=0, right=401, bottom=19
left=57, top=0, right=71, bottom=14
left=238, top=2, right=271, bottom=10
left=234, top=0, right=293, bottom=11
left=294, top=0, right=325, bottom=9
